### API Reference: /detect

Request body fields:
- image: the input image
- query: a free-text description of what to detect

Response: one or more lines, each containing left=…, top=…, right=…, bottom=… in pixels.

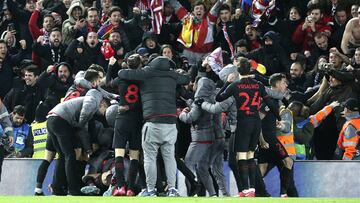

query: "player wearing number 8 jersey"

left=110, top=54, right=143, bottom=196
left=216, top=57, right=281, bottom=197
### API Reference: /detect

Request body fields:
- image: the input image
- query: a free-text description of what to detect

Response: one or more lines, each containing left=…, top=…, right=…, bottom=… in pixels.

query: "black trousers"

left=47, top=116, right=82, bottom=195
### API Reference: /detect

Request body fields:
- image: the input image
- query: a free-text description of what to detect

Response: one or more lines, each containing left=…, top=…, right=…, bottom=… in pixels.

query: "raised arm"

left=215, top=82, right=234, bottom=102
left=118, top=67, right=150, bottom=81
left=179, top=104, right=202, bottom=124
left=341, top=20, right=353, bottom=55
left=201, top=97, right=234, bottom=114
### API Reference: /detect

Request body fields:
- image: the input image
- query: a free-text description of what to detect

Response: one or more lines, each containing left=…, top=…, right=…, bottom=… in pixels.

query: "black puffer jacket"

left=118, top=56, right=190, bottom=123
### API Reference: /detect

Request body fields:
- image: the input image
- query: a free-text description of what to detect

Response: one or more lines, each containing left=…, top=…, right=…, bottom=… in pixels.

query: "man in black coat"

left=246, top=31, right=291, bottom=76
left=4, top=65, right=44, bottom=124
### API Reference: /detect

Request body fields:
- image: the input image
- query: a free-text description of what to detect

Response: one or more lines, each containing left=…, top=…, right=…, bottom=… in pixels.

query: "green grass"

left=0, top=197, right=359, bottom=203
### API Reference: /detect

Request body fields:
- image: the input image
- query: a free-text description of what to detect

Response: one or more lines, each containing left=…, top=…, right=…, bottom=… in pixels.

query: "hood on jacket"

left=194, top=77, right=216, bottom=99
left=148, top=56, right=176, bottom=71
left=66, top=0, right=85, bottom=21
left=142, top=31, right=158, bottom=44
left=263, top=31, right=280, bottom=44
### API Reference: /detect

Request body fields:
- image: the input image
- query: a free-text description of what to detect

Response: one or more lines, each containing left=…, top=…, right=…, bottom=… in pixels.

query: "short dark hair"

left=308, top=3, right=323, bottom=13
left=84, top=69, right=100, bottom=82
left=13, top=105, right=26, bottom=117
left=236, top=57, right=251, bottom=75
left=108, top=6, right=123, bottom=17
left=235, top=39, right=249, bottom=48
left=50, top=27, right=62, bottom=35
left=43, top=13, right=55, bottom=20
left=160, top=44, right=174, bottom=55
left=88, top=64, right=105, bottom=75
left=269, top=73, right=286, bottom=87
left=86, top=7, right=98, bottom=17
left=291, top=61, right=305, bottom=71
left=219, top=4, right=231, bottom=12
left=127, top=54, right=141, bottom=69
left=193, top=0, right=206, bottom=11
left=0, top=39, right=6, bottom=45
left=24, top=65, right=40, bottom=76
left=335, top=4, right=347, bottom=14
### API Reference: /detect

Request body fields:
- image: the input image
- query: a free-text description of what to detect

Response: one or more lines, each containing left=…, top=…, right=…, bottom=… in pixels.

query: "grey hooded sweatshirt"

left=179, top=77, right=223, bottom=141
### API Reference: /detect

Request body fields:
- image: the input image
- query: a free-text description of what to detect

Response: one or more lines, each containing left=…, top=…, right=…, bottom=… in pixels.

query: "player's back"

left=232, top=77, right=266, bottom=119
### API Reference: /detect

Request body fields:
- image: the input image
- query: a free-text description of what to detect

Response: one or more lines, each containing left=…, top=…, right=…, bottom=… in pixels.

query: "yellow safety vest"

left=31, top=121, right=48, bottom=159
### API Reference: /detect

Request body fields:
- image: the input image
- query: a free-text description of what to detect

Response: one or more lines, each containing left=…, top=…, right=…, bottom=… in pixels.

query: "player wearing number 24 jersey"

left=216, top=76, right=281, bottom=121
left=215, top=57, right=280, bottom=197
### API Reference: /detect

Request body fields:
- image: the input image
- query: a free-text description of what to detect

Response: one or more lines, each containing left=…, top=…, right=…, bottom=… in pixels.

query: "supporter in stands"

left=86, top=7, right=101, bottom=33
left=169, top=0, right=224, bottom=65
left=135, top=31, right=161, bottom=56
left=346, top=47, right=360, bottom=71
left=350, top=4, right=359, bottom=19
left=0, top=39, right=27, bottom=99
left=292, top=4, right=332, bottom=52
left=97, top=6, right=131, bottom=51
left=288, top=61, right=309, bottom=92
left=308, top=32, right=331, bottom=67
left=32, top=28, right=67, bottom=70
left=65, top=32, right=106, bottom=73
left=330, top=5, right=349, bottom=51
left=61, top=0, right=86, bottom=45
left=28, top=0, right=55, bottom=46
left=5, top=0, right=34, bottom=54
left=3, top=65, right=44, bottom=124
left=341, top=6, right=360, bottom=56
left=214, top=4, right=241, bottom=56
left=310, top=68, right=357, bottom=160
left=6, top=105, right=33, bottom=158
left=243, top=23, right=262, bottom=51
left=246, top=31, right=291, bottom=76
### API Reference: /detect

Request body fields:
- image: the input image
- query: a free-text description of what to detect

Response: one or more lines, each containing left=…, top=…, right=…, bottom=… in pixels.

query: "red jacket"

left=292, top=18, right=332, bottom=51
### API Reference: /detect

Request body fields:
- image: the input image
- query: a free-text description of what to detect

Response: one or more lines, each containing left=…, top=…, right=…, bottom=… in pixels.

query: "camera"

left=319, top=62, right=334, bottom=73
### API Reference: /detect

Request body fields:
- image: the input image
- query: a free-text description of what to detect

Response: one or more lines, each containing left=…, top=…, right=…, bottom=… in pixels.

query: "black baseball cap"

left=342, top=98, right=359, bottom=112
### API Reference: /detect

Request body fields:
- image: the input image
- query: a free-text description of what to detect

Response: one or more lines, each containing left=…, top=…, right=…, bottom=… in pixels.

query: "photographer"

left=310, top=67, right=357, bottom=159
left=0, top=98, right=14, bottom=182
left=292, top=4, right=332, bottom=52
left=308, top=49, right=350, bottom=104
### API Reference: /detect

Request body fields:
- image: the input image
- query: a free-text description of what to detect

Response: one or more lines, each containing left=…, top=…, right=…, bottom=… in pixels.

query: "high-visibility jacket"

left=276, top=107, right=296, bottom=156
left=31, top=121, right=48, bottom=159
left=309, top=105, right=333, bottom=127
left=337, top=118, right=360, bottom=160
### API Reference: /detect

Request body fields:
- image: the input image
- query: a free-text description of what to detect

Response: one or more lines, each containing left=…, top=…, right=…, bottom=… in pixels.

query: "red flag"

left=150, top=0, right=163, bottom=34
